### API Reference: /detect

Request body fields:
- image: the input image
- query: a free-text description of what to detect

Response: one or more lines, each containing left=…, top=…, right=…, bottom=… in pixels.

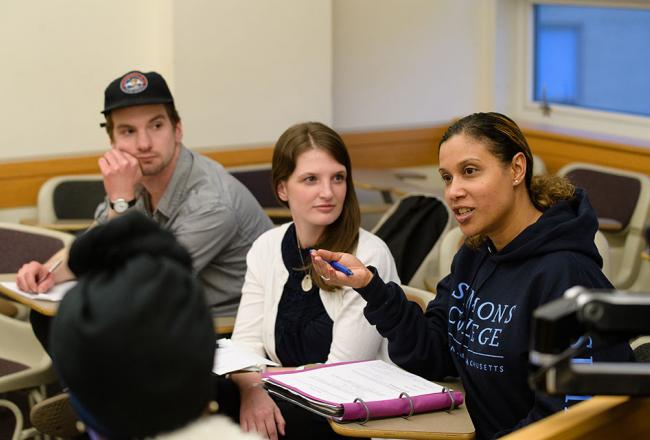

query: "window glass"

left=533, top=4, right=650, bottom=117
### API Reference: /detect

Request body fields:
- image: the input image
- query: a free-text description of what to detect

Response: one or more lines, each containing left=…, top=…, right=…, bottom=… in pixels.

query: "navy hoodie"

left=357, top=189, right=633, bottom=439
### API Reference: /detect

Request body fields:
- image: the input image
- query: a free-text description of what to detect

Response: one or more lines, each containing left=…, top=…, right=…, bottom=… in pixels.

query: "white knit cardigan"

left=232, top=223, right=400, bottom=365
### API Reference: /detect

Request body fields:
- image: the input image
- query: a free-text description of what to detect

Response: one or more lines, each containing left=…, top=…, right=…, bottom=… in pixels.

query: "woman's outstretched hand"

left=310, top=249, right=374, bottom=289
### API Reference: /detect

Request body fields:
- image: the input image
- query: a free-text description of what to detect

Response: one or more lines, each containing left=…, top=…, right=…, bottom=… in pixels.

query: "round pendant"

left=301, top=274, right=313, bottom=292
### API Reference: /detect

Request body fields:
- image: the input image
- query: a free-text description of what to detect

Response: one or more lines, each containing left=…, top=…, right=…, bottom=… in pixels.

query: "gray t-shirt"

left=96, top=145, right=273, bottom=316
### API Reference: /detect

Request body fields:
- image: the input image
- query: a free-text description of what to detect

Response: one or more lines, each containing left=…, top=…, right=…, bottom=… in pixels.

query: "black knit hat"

left=50, top=211, right=214, bottom=438
left=102, top=70, right=174, bottom=114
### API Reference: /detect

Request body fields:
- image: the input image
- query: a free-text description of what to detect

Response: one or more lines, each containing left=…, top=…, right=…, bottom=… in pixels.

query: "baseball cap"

left=101, top=70, right=174, bottom=114
left=50, top=211, right=214, bottom=438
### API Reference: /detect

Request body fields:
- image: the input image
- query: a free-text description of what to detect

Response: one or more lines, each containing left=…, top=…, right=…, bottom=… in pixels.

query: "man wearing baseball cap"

left=17, top=70, right=273, bottom=342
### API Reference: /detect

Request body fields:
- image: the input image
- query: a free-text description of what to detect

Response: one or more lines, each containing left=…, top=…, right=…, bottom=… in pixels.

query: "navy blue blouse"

left=274, top=224, right=334, bottom=367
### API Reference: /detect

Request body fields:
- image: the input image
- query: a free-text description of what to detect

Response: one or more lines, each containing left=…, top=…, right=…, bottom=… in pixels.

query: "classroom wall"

left=332, top=0, right=498, bottom=130
left=0, top=0, right=175, bottom=161
left=0, top=0, right=331, bottom=162
left=1, top=0, right=648, bottom=222
left=0, top=0, right=331, bottom=221
left=173, top=0, right=332, bottom=150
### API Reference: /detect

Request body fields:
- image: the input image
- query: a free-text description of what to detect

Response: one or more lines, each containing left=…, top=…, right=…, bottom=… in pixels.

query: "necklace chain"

left=296, top=230, right=313, bottom=292
left=297, top=237, right=307, bottom=268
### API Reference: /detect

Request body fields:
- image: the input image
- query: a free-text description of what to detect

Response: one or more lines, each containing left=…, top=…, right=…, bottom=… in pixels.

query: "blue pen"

left=327, top=260, right=353, bottom=277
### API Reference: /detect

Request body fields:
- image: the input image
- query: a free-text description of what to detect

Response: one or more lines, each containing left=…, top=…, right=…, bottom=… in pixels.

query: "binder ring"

left=399, top=392, right=415, bottom=419
left=353, top=397, right=370, bottom=424
left=443, top=387, right=457, bottom=412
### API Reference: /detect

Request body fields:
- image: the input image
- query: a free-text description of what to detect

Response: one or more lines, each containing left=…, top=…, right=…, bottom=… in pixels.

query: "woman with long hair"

left=229, top=122, right=399, bottom=440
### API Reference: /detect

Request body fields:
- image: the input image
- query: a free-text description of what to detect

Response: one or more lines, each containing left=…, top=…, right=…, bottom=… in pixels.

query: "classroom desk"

left=214, top=315, right=236, bottom=335
left=20, top=218, right=93, bottom=233
left=264, top=204, right=392, bottom=220
left=354, top=169, right=443, bottom=201
left=0, top=273, right=58, bottom=316
left=328, top=381, right=474, bottom=439
left=0, top=273, right=236, bottom=333
left=501, top=395, right=650, bottom=439
left=597, top=217, right=623, bottom=232
left=423, top=275, right=438, bottom=294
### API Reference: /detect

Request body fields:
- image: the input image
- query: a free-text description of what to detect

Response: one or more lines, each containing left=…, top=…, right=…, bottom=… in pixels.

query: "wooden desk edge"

left=214, top=315, right=236, bottom=334
left=20, top=217, right=93, bottom=232
left=329, top=419, right=473, bottom=440
left=328, top=381, right=473, bottom=440
left=500, top=395, right=650, bottom=440
left=265, top=204, right=391, bottom=218
left=596, top=217, right=623, bottom=232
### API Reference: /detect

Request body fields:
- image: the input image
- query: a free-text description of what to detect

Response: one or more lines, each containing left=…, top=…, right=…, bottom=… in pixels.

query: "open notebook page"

left=265, top=360, right=444, bottom=404
left=0, top=280, right=77, bottom=302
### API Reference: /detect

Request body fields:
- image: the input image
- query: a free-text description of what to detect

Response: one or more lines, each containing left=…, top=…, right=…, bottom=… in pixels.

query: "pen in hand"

left=42, top=259, right=63, bottom=284
left=48, top=259, right=63, bottom=275
left=31, top=259, right=62, bottom=293
left=327, top=260, right=354, bottom=277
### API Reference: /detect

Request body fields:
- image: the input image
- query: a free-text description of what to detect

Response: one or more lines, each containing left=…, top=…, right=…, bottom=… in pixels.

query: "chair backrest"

left=630, top=336, right=650, bottom=362
left=0, top=312, right=56, bottom=440
left=402, top=285, right=436, bottom=312
left=557, top=162, right=650, bottom=289
left=437, top=226, right=465, bottom=281
left=594, top=230, right=612, bottom=280
left=37, top=174, right=105, bottom=224
left=227, top=164, right=289, bottom=224
left=372, top=193, right=451, bottom=288
left=532, top=154, right=548, bottom=176
left=0, top=223, right=74, bottom=273
left=227, top=164, right=284, bottom=209
left=0, top=313, right=56, bottom=393
left=627, top=225, right=650, bottom=292
left=436, top=227, right=612, bottom=282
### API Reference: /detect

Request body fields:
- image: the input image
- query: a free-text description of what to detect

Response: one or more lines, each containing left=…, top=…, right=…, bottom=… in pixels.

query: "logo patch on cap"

left=120, top=72, right=148, bottom=94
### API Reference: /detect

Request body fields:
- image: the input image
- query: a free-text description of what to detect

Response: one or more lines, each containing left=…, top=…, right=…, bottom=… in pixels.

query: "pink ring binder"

left=398, top=392, right=415, bottom=419
left=261, top=360, right=465, bottom=422
left=443, top=387, right=457, bottom=412
left=353, top=397, right=370, bottom=424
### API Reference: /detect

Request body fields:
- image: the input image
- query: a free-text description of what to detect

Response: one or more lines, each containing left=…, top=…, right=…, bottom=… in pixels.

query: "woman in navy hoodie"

left=311, top=112, right=633, bottom=439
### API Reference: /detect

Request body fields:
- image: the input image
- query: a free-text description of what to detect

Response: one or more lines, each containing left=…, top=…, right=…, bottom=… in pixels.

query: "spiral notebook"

left=262, top=359, right=463, bottom=422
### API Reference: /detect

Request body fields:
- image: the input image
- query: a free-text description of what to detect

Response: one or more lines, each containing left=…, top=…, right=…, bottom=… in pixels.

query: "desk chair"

left=29, top=392, right=81, bottom=439
left=0, top=223, right=72, bottom=438
left=223, top=165, right=282, bottom=336
left=403, top=285, right=436, bottom=312
left=36, top=174, right=105, bottom=225
left=0, top=223, right=74, bottom=274
left=532, top=154, right=547, bottom=176
left=557, top=163, right=650, bottom=289
left=435, top=227, right=612, bottom=282
left=372, top=193, right=452, bottom=290
left=0, top=314, right=57, bottom=440
left=0, top=223, right=74, bottom=319
left=226, top=164, right=290, bottom=224
left=355, top=186, right=392, bottom=231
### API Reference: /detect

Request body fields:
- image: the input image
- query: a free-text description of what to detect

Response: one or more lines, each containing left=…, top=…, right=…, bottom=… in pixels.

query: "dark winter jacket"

left=357, top=189, right=634, bottom=439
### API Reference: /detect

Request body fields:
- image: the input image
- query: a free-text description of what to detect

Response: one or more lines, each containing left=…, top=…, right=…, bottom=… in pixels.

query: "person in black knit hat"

left=49, top=211, right=259, bottom=439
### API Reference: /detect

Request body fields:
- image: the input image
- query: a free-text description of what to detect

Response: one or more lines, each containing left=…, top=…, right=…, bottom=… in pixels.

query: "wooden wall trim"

left=522, top=124, right=650, bottom=175
left=1, top=123, right=648, bottom=209
left=342, top=126, right=447, bottom=169
left=0, top=146, right=275, bottom=209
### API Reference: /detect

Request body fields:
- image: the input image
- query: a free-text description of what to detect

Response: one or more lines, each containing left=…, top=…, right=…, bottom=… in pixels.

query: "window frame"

left=514, top=0, right=650, bottom=141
